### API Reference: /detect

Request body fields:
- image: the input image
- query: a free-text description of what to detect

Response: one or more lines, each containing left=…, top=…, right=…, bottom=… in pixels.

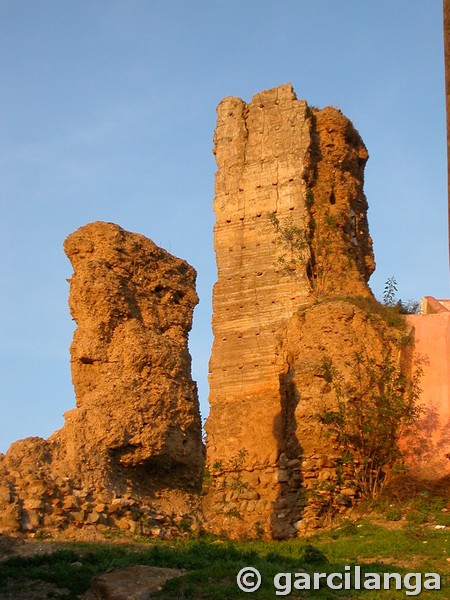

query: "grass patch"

left=1, top=520, right=449, bottom=599
left=314, top=294, right=409, bottom=331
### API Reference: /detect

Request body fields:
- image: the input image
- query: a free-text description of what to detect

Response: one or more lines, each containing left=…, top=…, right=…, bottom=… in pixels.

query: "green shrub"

left=316, top=351, right=423, bottom=499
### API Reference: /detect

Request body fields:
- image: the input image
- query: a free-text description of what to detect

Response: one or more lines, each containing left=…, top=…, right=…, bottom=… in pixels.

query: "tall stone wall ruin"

left=204, top=84, right=380, bottom=539
left=0, top=85, right=426, bottom=543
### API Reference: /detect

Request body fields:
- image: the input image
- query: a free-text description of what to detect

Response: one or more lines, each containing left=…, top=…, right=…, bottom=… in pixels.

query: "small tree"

left=268, top=210, right=337, bottom=299
left=316, top=351, right=423, bottom=498
left=382, top=276, right=419, bottom=314
left=382, top=276, right=398, bottom=307
left=267, top=212, right=309, bottom=276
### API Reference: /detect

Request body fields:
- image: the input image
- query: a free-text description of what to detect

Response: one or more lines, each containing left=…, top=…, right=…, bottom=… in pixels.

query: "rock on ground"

left=82, top=565, right=184, bottom=600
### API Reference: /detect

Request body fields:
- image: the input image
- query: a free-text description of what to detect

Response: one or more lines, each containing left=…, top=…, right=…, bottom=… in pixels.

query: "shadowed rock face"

left=0, top=222, right=204, bottom=534
left=204, top=84, right=377, bottom=539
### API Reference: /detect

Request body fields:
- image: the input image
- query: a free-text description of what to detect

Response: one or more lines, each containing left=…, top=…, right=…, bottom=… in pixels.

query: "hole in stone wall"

left=172, top=291, right=185, bottom=304
left=80, top=357, right=94, bottom=365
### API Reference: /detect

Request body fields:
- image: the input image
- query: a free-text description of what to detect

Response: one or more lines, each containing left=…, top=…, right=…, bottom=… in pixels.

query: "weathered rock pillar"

left=205, top=84, right=375, bottom=539
left=0, top=222, right=204, bottom=534
left=60, top=222, right=205, bottom=491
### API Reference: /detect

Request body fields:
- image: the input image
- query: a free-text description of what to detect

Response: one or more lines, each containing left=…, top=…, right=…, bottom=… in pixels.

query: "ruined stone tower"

left=0, top=222, right=205, bottom=534
left=205, top=84, right=377, bottom=539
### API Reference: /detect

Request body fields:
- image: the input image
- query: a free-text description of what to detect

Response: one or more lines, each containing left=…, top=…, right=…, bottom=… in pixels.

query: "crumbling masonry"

left=204, top=84, right=389, bottom=539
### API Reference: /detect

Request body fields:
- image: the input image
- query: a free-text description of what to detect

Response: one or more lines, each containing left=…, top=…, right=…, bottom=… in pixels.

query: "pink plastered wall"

left=405, top=297, right=450, bottom=477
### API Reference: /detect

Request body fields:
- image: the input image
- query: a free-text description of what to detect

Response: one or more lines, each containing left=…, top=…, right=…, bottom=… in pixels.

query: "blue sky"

left=0, top=1, right=448, bottom=453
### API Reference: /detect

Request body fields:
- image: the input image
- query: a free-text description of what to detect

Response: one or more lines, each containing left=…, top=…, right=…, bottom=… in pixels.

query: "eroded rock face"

left=272, top=300, right=400, bottom=538
left=60, top=222, right=204, bottom=489
left=204, top=84, right=377, bottom=539
left=0, top=222, right=204, bottom=534
left=205, top=298, right=402, bottom=540
left=308, top=106, right=375, bottom=287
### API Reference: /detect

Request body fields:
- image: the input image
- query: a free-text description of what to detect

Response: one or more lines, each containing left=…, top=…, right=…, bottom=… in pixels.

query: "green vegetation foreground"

left=1, top=506, right=449, bottom=599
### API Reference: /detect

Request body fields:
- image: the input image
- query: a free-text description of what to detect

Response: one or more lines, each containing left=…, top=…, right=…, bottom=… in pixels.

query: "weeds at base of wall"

left=208, top=450, right=250, bottom=522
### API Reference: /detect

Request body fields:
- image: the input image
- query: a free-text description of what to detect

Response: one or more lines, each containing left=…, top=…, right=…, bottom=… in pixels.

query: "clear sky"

left=1, top=1, right=448, bottom=453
